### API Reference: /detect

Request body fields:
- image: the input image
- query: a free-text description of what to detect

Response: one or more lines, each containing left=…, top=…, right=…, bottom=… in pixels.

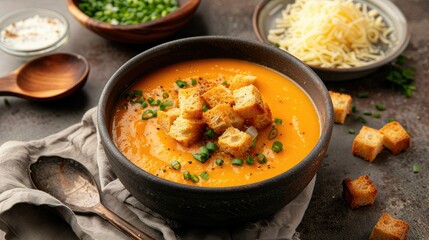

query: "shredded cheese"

left=267, top=0, right=395, bottom=68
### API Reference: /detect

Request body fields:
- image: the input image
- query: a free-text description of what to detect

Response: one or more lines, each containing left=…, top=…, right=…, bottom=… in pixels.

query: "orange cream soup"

left=111, top=59, right=320, bottom=187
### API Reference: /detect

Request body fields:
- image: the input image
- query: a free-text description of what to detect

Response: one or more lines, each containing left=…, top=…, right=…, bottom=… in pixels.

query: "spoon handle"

left=0, top=72, right=20, bottom=96
left=93, top=203, right=155, bottom=240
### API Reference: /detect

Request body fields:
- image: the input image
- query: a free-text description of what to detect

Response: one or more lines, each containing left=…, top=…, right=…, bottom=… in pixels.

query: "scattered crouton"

left=379, top=121, right=411, bottom=155
left=157, top=108, right=180, bottom=133
left=228, top=74, right=257, bottom=90
left=168, top=117, right=205, bottom=147
left=178, top=87, right=204, bottom=119
left=249, top=103, right=273, bottom=130
left=369, top=213, right=409, bottom=240
left=352, top=126, right=384, bottom=162
left=202, top=104, right=244, bottom=134
left=343, top=175, right=378, bottom=209
left=218, top=127, right=253, bottom=157
left=198, top=75, right=224, bottom=94
left=202, top=85, right=235, bottom=107
left=329, top=91, right=352, bottom=124
left=233, top=85, right=265, bottom=119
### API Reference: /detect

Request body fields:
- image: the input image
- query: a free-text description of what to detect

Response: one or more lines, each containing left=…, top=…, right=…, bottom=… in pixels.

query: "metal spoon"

left=29, top=156, right=154, bottom=240
left=0, top=53, right=89, bottom=101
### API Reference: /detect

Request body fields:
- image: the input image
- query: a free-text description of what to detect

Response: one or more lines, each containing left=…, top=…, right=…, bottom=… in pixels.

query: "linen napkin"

left=0, top=107, right=315, bottom=240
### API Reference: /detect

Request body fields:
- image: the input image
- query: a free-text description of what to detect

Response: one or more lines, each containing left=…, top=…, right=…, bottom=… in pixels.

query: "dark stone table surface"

left=1, top=0, right=428, bottom=239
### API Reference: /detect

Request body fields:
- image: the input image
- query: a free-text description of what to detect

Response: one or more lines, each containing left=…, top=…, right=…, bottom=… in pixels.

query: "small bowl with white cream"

left=253, top=0, right=410, bottom=81
left=0, top=8, right=69, bottom=58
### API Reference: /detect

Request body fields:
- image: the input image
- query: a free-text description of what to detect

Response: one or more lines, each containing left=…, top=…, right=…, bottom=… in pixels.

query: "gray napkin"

left=0, top=107, right=315, bottom=240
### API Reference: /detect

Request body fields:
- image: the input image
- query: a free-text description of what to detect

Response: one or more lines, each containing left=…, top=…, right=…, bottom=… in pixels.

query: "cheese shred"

left=267, top=0, right=395, bottom=68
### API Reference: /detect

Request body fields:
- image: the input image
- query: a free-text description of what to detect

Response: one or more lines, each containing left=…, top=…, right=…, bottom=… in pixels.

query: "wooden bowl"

left=66, top=0, right=200, bottom=43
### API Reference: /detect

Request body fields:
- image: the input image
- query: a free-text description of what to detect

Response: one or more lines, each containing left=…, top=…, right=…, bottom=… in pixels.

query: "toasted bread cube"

left=168, top=117, right=205, bottom=147
left=233, top=85, right=265, bottom=119
left=352, top=126, right=384, bottom=162
left=178, top=87, right=203, bottom=119
left=252, top=103, right=273, bottom=129
left=202, top=85, right=235, bottom=107
left=329, top=91, right=352, bottom=124
left=218, top=127, right=253, bottom=157
left=198, top=76, right=224, bottom=94
left=228, top=74, right=257, bottom=90
left=202, top=104, right=244, bottom=134
left=342, top=175, right=378, bottom=209
left=157, top=108, right=180, bottom=133
left=369, top=213, right=409, bottom=240
left=379, top=121, right=410, bottom=155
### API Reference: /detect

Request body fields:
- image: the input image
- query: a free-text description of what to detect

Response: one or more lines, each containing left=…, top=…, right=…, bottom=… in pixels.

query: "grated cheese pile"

left=267, top=0, right=395, bottom=68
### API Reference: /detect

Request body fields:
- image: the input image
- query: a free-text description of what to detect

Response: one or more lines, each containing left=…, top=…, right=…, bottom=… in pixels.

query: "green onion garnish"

left=257, top=154, right=266, bottom=164
left=159, top=100, right=174, bottom=111
left=222, top=81, right=228, bottom=86
left=134, top=90, right=142, bottom=96
left=272, top=141, right=283, bottom=153
left=274, top=118, right=282, bottom=125
left=246, top=156, right=254, bottom=165
left=348, top=129, right=355, bottom=134
left=135, top=97, right=144, bottom=103
left=190, top=174, right=199, bottom=183
left=149, top=99, right=161, bottom=106
left=199, top=146, right=210, bottom=158
left=215, top=158, right=224, bottom=166
left=193, top=153, right=208, bottom=163
left=363, top=110, right=372, bottom=116
left=413, top=163, right=420, bottom=173
left=191, top=78, right=197, bottom=85
left=171, top=161, right=181, bottom=170
left=141, top=102, right=148, bottom=108
left=176, top=80, right=188, bottom=88
left=352, top=105, right=357, bottom=113
left=269, top=127, right=278, bottom=140
left=162, top=92, right=169, bottom=99
left=200, top=171, right=209, bottom=180
left=128, top=91, right=135, bottom=99
left=183, top=171, right=191, bottom=180
left=388, top=117, right=395, bottom=123
left=141, top=109, right=157, bottom=120
left=232, top=158, right=243, bottom=166
left=204, top=129, right=216, bottom=138
left=202, top=104, right=209, bottom=112
left=373, top=113, right=381, bottom=118
left=357, top=92, right=369, bottom=98
left=147, top=97, right=154, bottom=104
left=339, top=88, right=346, bottom=93
left=375, top=104, right=385, bottom=111
left=357, top=116, right=367, bottom=124
left=206, top=142, right=218, bottom=153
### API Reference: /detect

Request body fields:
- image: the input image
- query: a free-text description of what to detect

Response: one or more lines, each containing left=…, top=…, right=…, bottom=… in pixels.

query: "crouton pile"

left=157, top=74, right=273, bottom=157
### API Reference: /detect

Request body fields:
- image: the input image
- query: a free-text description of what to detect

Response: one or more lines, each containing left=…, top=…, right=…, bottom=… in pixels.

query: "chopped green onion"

left=375, top=104, right=385, bottom=111
left=274, top=118, right=282, bottom=125
left=183, top=171, right=191, bottom=180
left=141, top=102, right=148, bottom=108
left=357, top=116, right=367, bottom=124
left=269, top=127, right=278, bottom=140
left=222, top=81, right=228, bottom=86
left=352, top=105, right=357, bottom=113
left=149, top=99, right=161, bottom=106
left=191, top=78, right=197, bottom=85
left=413, top=163, right=420, bottom=173
left=357, top=92, right=369, bottom=98
left=134, top=97, right=144, bottom=103
left=257, top=154, right=266, bottom=164
left=348, top=129, right=355, bottom=134
left=202, top=104, right=209, bottom=112
left=142, top=109, right=157, bottom=120
left=193, top=153, right=208, bottom=163
left=373, top=113, right=381, bottom=118
left=363, top=110, right=372, bottom=116
left=206, top=142, right=218, bottom=153
left=171, top=161, right=181, bottom=170
left=128, top=91, right=135, bottom=99
left=190, top=174, right=199, bottom=183
left=200, top=171, right=209, bottom=180
left=204, top=129, right=216, bottom=138
left=215, top=158, right=224, bottom=166
left=339, top=88, right=346, bottom=93
left=272, top=141, right=283, bottom=153
left=176, top=80, right=188, bottom=88
left=199, top=147, right=210, bottom=158
left=159, top=100, right=174, bottom=111
left=232, top=158, right=243, bottom=166
left=162, top=92, right=169, bottom=99
left=274, top=43, right=280, bottom=48
left=134, top=90, right=142, bottom=96
left=147, top=97, right=154, bottom=103
left=388, top=117, right=395, bottom=123
left=246, top=156, right=254, bottom=165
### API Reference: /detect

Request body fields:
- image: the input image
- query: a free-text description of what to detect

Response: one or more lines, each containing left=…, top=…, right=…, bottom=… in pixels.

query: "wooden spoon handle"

left=93, top=203, right=155, bottom=240
left=0, top=72, right=20, bottom=96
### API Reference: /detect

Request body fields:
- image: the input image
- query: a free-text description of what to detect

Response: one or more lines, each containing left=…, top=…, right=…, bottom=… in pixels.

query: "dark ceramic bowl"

left=67, top=0, right=200, bottom=43
left=98, top=36, right=334, bottom=226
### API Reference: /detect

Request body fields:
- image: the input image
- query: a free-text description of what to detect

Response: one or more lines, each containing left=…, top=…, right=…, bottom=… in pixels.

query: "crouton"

left=228, top=74, right=257, bottom=90
left=198, top=75, right=224, bottom=94
left=342, top=175, right=378, bottom=209
left=352, top=126, right=384, bottom=162
left=218, top=127, right=253, bottom=157
left=329, top=91, right=352, bottom=124
left=202, top=104, right=244, bottom=134
left=379, top=121, right=410, bottom=155
left=178, top=87, right=203, bottom=119
left=168, top=117, right=205, bottom=147
left=202, top=85, right=235, bottom=107
left=252, top=103, right=273, bottom=129
left=369, top=213, right=409, bottom=240
left=233, top=85, right=265, bottom=119
left=157, top=108, right=180, bottom=133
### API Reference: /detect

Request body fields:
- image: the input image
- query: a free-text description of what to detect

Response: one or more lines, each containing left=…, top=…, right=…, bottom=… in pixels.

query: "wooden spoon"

left=0, top=53, right=89, bottom=101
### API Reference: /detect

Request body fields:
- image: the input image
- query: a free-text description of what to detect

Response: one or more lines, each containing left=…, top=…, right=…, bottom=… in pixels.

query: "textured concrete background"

left=0, top=0, right=428, bottom=239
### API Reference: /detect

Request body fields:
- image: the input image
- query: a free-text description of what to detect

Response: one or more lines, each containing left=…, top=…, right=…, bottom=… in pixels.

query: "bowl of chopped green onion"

left=67, top=0, right=200, bottom=43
